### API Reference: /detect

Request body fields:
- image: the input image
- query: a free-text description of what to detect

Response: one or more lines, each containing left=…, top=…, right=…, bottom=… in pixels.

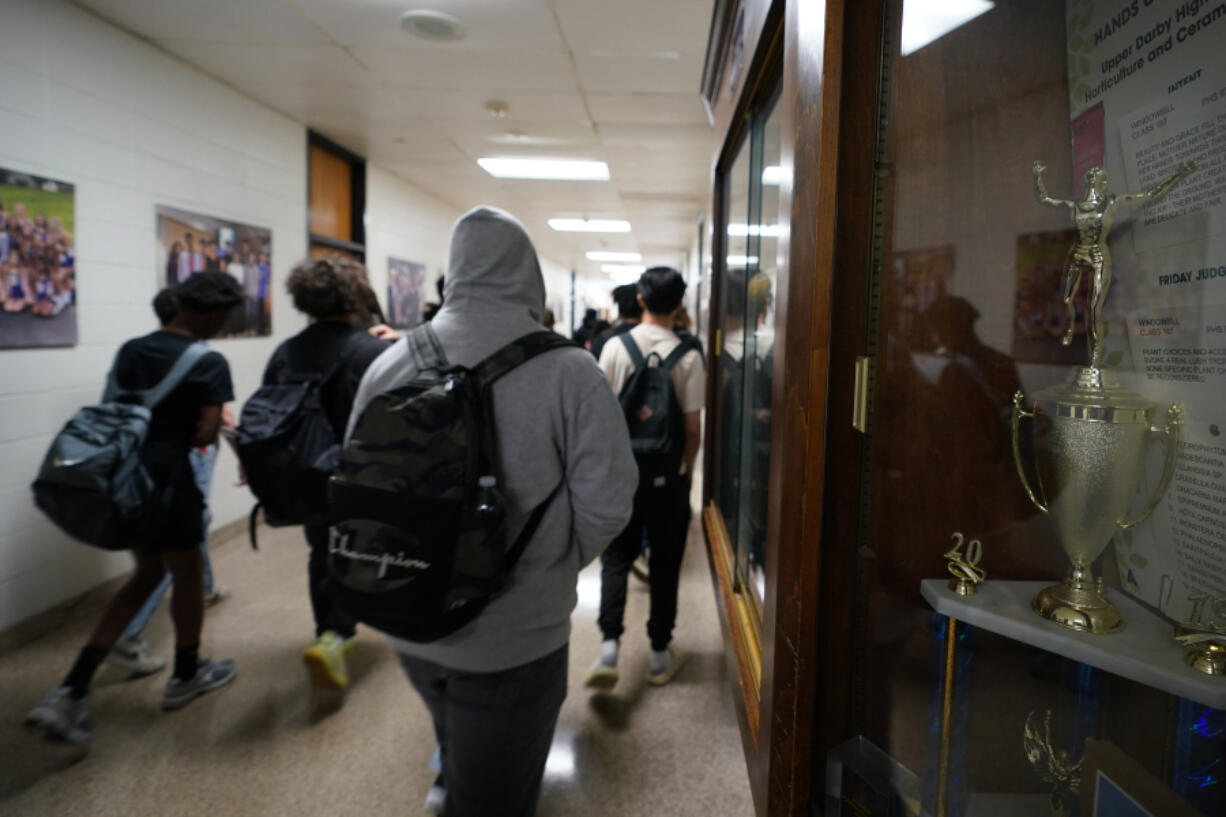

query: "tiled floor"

left=0, top=514, right=753, bottom=816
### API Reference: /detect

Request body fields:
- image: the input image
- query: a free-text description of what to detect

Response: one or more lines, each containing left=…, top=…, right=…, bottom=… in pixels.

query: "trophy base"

left=948, top=577, right=978, bottom=596
left=1185, top=643, right=1226, bottom=676
left=1031, top=581, right=1124, bottom=634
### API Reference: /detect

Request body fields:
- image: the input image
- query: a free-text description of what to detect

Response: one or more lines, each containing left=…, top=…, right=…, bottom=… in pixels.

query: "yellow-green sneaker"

left=303, top=631, right=349, bottom=689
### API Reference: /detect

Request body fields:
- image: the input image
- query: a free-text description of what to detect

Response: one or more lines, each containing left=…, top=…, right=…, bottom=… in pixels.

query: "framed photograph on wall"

left=386, top=256, right=426, bottom=330
left=0, top=167, right=77, bottom=349
left=156, top=205, right=272, bottom=338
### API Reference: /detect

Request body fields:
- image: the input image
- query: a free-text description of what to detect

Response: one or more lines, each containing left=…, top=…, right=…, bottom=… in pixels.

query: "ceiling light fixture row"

left=478, top=157, right=610, bottom=181
left=586, top=251, right=642, bottom=262
left=548, top=218, right=631, bottom=233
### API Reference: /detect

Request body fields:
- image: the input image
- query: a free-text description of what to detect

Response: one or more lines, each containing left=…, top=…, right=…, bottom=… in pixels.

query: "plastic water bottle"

left=476, top=475, right=504, bottom=527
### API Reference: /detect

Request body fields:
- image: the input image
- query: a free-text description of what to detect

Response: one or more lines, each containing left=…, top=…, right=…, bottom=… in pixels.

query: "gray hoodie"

left=347, top=207, right=637, bottom=672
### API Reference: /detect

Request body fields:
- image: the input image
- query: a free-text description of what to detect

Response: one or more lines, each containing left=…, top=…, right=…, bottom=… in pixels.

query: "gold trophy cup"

left=1012, top=370, right=1182, bottom=633
left=1013, top=159, right=1194, bottom=634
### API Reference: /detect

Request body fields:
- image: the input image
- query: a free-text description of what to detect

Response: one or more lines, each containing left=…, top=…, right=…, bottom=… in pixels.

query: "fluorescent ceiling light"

left=586, top=251, right=642, bottom=262
left=761, top=165, right=785, bottom=185
left=727, top=223, right=781, bottom=238
left=602, top=264, right=646, bottom=275
left=478, top=157, right=609, bottom=180
left=727, top=255, right=759, bottom=266
left=901, top=0, right=994, bottom=56
left=548, top=218, right=631, bottom=233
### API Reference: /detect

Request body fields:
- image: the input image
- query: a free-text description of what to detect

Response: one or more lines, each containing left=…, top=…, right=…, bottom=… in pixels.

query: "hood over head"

left=437, top=207, right=544, bottom=323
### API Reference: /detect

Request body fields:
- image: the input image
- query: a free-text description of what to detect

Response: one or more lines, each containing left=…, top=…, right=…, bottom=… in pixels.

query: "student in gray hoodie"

left=346, top=206, right=637, bottom=817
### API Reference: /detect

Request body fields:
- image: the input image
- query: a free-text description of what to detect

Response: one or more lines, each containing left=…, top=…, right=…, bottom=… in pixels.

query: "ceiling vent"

left=399, top=10, right=467, bottom=42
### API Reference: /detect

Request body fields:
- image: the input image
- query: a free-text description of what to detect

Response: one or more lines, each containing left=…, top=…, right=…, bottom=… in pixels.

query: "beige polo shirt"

left=597, top=322, right=706, bottom=413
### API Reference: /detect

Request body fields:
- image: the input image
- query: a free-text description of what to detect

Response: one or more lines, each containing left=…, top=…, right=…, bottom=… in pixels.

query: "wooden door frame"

left=700, top=1, right=848, bottom=814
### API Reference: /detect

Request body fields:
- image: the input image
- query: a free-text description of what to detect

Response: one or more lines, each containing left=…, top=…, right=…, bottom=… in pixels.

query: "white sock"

left=599, top=639, right=619, bottom=667
left=649, top=647, right=671, bottom=675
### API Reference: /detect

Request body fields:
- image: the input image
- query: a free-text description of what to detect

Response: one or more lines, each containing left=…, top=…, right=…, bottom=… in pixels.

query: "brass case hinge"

left=853, top=356, right=872, bottom=432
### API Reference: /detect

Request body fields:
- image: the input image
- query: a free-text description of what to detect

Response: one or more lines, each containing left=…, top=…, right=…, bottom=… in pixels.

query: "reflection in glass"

left=739, top=90, right=782, bottom=605
left=717, top=134, right=751, bottom=543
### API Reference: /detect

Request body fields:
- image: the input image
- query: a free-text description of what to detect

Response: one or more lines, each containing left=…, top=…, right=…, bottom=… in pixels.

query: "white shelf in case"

left=920, top=579, right=1225, bottom=711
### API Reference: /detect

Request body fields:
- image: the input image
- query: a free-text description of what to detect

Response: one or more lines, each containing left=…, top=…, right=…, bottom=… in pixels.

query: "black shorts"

left=127, top=454, right=205, bottom=554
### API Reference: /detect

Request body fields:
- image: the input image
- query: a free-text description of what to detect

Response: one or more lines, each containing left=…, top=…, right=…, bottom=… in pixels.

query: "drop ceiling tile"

left=352, top=46, right=575, bottom=92
left=401, top=89, right=589, bottom=122
left=554, top=0, right=714, bottom=54
left=586, top=93, right=710, bottom=125
left=75, top=0, right=329, bottom=45
left=158, top=41, right=371, bottom=87
left=291, top=0, right=564, bottom=50
left=598, top=123, right=714, bottom=150
left=573, top=51, right=704, bottom=94
left=364, top=135, right=470, bottom=164
left=240, top=84, right=418, bottom=122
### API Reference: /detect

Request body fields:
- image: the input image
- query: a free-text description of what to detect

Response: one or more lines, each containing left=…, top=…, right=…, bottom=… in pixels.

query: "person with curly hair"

left=261, top=255, right=392, bottom=690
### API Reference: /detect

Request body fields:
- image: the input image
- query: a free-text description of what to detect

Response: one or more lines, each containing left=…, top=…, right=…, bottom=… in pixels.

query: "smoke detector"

left=399, top=9, right=466, bottom=42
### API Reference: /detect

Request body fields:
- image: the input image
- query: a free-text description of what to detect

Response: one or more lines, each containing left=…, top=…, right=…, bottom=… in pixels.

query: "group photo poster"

left=0, top=167, right=77, bottom=349
left=386, top=256, right=426, bottom=330
left=156, top=205, right=272, bottom=338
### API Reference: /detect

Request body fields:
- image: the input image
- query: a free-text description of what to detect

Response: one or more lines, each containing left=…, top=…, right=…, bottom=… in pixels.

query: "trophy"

left=1011, top=160, right=1195, bottom=634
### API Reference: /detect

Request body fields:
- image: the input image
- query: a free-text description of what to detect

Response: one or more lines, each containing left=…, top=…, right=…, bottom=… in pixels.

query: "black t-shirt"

left=262, top=321, right=390, bottom=436
left=113, top=330, right=234, bottom=466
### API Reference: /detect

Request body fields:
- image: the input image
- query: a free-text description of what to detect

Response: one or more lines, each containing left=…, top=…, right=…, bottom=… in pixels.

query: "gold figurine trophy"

left=1011, top=160, right=1195, bottom=634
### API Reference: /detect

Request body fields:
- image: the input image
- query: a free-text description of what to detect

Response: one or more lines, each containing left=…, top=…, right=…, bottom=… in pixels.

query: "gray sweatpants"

left=398, top=644, right=568, bottom=817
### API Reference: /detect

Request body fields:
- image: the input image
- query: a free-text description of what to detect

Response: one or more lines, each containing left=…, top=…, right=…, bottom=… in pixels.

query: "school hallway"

left=0, top=510, right=753, bottom=817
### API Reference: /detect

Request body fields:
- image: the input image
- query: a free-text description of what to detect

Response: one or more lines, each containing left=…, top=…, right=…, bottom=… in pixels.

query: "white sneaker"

left=161, top=658, right=237, bottom=711
left=25, top=686, right=93, bottom=744
left=647, top=644, right=686, bottom=686
left=584, top=639, right=620, bottom=690
left=424, top=776, right=446, bottom=813
left=204, top=586, right=231, bottom=607
left=105, top=639, right=166, bottom=678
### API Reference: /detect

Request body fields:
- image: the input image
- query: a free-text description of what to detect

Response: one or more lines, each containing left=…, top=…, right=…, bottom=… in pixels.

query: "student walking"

left=588, top=266, right=705, bottom=689
left=105, top=289, right=231, bottom=678
left=256, top=256, right=390, bottom=690
left=588, top=283, right=642, bottom=362
left=342, top=207, right=636, bottom=816
left=26, top=273, right=245, bottom=744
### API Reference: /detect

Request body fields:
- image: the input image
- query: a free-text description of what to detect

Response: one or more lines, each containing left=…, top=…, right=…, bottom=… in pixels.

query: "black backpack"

left=616, top=332, right=698, bottom=489
left=326, top=325, right=573, bottom=642
left=32, top=342, right=212, bottom=550
left=236, top=334, right=362, bottom=537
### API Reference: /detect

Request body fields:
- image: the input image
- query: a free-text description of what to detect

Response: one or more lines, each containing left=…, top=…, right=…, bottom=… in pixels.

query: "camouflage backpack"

left=327, top=324, right=573, bottom=642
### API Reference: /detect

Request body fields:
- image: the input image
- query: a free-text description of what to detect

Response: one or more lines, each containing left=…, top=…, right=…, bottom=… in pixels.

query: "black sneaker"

left=161, top=658, right=236, bottom=711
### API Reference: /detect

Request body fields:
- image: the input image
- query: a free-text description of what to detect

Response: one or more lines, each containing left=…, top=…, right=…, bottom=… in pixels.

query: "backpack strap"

left=409, top=324, right=450, bottom=373
left=617, top=331, right=646, bottom=370
left=142, top=342, right=213, bottom=409
left=469, top=331, right=575, bottom=478
left=107, top=342, right=211, bottom=408
left=503, top=479, right=564, bottom=575
left=472, top=331, right=576, bottom=388
left=314, top=330, right=368, bottom=389
left=660, top=336, right=701, bottom=371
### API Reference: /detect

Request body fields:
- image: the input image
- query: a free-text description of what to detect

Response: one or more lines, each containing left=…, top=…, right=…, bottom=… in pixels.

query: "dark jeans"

left=598, top=479, right=691, bottom=651
left=399, top=644, right=568, bottom=817
left=304, top=523, right=357, bottom=639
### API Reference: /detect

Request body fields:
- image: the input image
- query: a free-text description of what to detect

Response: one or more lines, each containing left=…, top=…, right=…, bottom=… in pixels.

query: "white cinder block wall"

left=0, top=0, right=463, bottom=631
left=0, top=0, right=309, bottom=631
left=364, top=166, right=457, bottom=322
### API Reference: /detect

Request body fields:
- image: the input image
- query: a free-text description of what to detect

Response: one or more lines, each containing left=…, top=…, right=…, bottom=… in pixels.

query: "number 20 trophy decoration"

left=1011, top=159, right=1195, bottom=634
